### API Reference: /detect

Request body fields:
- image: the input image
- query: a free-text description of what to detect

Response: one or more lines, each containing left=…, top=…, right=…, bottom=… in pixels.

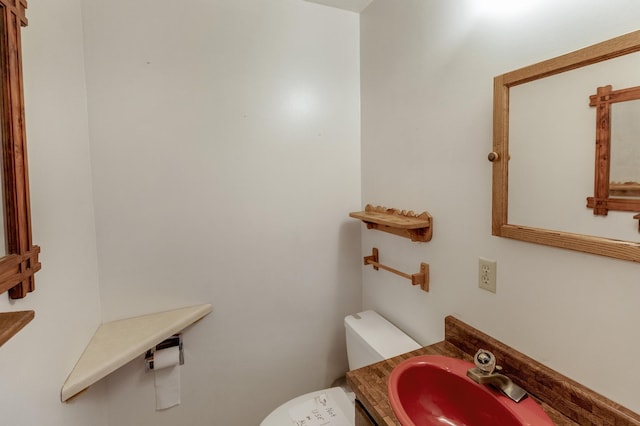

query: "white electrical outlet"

left=478, top=257, right=497, bottom=293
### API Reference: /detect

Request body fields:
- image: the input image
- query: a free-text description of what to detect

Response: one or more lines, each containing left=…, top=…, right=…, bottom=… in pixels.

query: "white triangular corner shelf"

left=61, top=303, right=212, bottom=402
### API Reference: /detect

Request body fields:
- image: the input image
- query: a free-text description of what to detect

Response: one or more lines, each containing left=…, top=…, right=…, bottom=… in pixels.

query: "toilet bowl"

left=260, top=386, right=354, bottom=425
left=260, top=310, right=421, bottom=426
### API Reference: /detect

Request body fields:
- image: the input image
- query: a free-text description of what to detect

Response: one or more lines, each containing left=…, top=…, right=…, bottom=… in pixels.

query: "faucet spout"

left=466, top=367, right=528, bottom=403
left=466, top=350, right=528, bottom=403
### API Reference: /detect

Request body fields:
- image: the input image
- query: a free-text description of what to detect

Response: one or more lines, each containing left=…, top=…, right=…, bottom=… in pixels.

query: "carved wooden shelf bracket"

left=363, top=248, right=429, bottom=292
left=350, top=204, right=433, bottom=242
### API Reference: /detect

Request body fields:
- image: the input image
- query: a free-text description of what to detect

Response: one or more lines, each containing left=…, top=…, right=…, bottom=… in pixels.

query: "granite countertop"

left=346, top=316, right=640, bottom=426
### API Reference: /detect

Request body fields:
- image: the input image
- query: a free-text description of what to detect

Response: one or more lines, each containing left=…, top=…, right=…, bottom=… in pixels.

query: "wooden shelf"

left=350, top=204, right=432, bottom=242
left=61, top=304, right=212, bottom=402
left=0, top=310, right=34, bottom=347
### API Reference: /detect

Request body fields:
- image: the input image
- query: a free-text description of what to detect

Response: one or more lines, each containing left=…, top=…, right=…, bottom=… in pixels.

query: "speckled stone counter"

left=346, top=316, right=640, bottom=426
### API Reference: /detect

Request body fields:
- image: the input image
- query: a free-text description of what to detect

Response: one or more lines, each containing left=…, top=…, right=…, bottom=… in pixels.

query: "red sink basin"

left=388, top=355, right=554, bottom=426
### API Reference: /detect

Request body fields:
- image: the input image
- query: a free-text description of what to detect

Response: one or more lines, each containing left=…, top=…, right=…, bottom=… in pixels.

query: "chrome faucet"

left=466, top=349, right=528, bottom=403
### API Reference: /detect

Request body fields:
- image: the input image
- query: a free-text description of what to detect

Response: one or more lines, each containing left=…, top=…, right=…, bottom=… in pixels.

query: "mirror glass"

left=610, top=99, right=640, bottom=197
left=0, top=129, right=5, bottom=258
left=508, top=52, right=640, bottom=242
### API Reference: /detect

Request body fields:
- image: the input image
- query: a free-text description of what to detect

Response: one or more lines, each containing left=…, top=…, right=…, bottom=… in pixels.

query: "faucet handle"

left=474, top=349, right=497, bottom=373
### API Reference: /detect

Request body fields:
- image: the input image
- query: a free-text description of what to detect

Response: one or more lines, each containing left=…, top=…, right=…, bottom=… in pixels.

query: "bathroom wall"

left=0, top=0, right=107, bottom=425
left=360, top=0, right=640, bottom=413
left=81, top=0, right=361, bottom=425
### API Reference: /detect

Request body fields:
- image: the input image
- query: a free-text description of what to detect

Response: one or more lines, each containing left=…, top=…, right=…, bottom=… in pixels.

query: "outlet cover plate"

left=478, top=257, right=497, bottom=293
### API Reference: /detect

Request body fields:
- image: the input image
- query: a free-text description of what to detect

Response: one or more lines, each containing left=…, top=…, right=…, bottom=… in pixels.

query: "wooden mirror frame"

left=0, top=0, right=40, bottom=299
left=587, top=84, right=640, bottom=215
left=492, top=29, right=640, bottom=263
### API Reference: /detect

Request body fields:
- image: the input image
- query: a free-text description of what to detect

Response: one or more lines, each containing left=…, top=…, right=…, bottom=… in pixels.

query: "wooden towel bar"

left=363, top=248, right=429, bottom=292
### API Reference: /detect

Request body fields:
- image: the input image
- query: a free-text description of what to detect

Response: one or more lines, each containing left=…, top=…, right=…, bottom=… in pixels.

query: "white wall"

left=81, top=0, right=361, bottom=424
left=0, top=0, right=107, bottom=425
left=361, top=0, right=640, bottom=413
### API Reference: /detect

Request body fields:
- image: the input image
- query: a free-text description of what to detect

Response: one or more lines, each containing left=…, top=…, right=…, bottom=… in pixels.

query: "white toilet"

left=260, top=310, right=421, bottom=425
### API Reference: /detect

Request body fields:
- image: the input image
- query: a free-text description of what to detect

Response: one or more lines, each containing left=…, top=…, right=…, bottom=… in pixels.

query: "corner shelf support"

left=364, top=248, right=429, bottom=292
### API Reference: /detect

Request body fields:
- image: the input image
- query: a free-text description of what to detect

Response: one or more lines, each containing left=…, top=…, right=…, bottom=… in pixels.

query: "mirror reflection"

left=610, top=99, right=640, bottom=197
left=508, top=52, right=640, bottom=242
left=0, top=128, right=4, bottom=257
left=587, top=83, right=640, bottom=217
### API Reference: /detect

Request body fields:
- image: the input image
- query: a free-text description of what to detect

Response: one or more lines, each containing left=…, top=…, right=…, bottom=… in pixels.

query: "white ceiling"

left=303, top=0, right=373, bottom=13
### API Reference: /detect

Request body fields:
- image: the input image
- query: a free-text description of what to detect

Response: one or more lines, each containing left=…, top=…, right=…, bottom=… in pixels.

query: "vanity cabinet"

left=347, top=316, right=640, bottom=426
left=355, top=400, right=378, bottom=426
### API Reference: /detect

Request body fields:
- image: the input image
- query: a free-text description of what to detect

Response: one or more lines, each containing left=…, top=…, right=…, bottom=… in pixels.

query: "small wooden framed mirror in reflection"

left=587, top=84, right=640, bottom=223
left=0, top=0, right=40, bottom=345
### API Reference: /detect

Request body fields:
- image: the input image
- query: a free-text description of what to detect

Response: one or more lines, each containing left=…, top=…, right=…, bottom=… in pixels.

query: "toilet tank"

left=344, top=310, right=421, bottom=370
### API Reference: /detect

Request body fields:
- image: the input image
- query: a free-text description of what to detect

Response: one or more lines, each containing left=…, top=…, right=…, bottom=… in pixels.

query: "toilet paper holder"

left=145, top=334, right=184, bottom=371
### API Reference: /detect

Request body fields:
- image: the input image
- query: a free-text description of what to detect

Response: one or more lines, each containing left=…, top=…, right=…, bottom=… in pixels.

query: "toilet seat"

left=260, top=386, right=354, bottom=426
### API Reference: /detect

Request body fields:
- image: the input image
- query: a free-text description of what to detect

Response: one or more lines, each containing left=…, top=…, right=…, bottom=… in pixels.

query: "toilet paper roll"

left=153, top=346, right=181, bottom=410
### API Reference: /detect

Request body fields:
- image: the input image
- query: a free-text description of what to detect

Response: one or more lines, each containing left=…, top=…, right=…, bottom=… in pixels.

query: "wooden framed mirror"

left=0, top=0, right=40, bottom=299
left=587, top=84, right=640, bottom=216
left=492, top=29, right=640, bottom=262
